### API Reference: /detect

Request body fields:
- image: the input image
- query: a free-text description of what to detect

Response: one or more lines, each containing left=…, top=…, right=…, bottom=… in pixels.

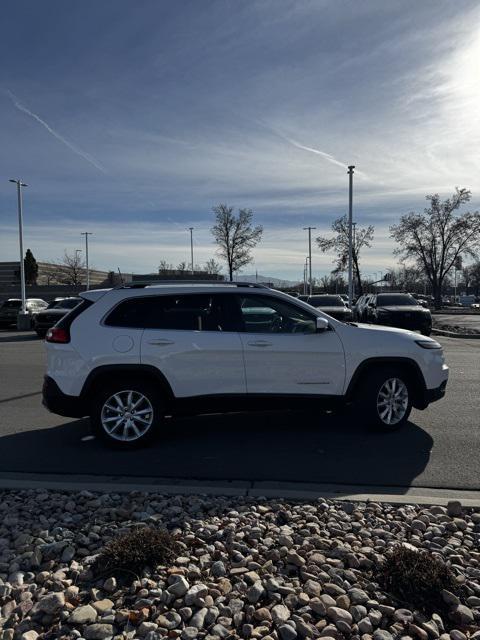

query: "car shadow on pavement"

left=0, top=410, right=434, bottom=489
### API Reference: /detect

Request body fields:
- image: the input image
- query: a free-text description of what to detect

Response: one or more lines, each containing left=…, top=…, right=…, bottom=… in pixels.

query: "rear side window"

left=56, top=299, right=93, bottom=331
left=104, top=294, right=234, bottom=331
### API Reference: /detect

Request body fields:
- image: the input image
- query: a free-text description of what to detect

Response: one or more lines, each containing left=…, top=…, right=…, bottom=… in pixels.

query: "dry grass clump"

left=380, top=545, right=458, bottom=614
left=92, top=527, right=178, bottom=581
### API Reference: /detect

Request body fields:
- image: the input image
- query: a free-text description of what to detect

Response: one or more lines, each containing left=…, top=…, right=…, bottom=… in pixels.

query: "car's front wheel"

left=355, top=368, right=412, bottom=430
left=90, top=381, right=164, bottom=447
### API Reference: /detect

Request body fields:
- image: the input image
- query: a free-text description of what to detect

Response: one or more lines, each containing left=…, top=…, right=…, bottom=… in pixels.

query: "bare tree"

left=316, top=215, right=374, bottom=295
left=211, top=204, right=263, bottom=281
left=176, top=261, right=188, bottom=273
left=390, top=188, right=480, bottom=308
left=54, top=251, right=86, bottom=287
left=204, top=258, right=223, bottom=275
left=158, top=260, right=174, bottom=274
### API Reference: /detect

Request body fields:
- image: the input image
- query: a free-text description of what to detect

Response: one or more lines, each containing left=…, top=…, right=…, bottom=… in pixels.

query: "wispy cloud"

left=3, top=88, right=107, bottom=174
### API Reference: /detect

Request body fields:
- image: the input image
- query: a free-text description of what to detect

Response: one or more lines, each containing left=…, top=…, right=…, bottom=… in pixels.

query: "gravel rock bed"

left=0, top=490, right=479, bottom=640
left=432, top=320, right=480, bottom=335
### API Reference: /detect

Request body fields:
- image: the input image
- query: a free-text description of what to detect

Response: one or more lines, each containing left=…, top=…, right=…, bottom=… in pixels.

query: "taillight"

left=46, top=327, right=70, bottom=343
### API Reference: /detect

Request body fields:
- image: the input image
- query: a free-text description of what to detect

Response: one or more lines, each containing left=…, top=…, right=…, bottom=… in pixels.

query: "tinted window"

left=237, top=295, right=316, bottom=334
left=377, top=294, right=418, bottom=306
left=105, top=294, right=231, bottom=331
left=308, top=295, right=343, bottom=307
left=3, top=300, right=21, bottom=308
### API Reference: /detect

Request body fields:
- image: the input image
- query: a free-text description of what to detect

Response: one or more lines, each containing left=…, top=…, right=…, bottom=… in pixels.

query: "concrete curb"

left=1, top=472, right=480, bottom=507
left=432, top=328, right=480, bottom=339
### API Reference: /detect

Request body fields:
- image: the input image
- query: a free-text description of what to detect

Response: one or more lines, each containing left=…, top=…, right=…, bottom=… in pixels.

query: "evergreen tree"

left=24, top=249, right=38, bottom=285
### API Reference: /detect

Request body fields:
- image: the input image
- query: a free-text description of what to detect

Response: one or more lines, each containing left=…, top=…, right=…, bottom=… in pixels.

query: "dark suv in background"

left=366, top=293, right=432, bottom=335
left=305, top=294, right=353, bottom=322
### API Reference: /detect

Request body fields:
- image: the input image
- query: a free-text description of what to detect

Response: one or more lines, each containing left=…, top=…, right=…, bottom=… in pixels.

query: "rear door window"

left=105, top=294, right=234, bottom=331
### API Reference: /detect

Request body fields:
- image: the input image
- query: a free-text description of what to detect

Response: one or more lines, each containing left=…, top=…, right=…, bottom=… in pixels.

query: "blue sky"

left=1, top=0, right=479, bottom=280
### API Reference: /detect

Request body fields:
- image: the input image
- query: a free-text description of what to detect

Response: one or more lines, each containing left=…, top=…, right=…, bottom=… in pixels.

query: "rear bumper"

left=42, top=376, right=87, bottom=418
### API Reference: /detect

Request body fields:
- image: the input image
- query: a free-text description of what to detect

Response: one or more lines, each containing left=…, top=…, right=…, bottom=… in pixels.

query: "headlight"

left=415, top=340, right=442, bottom=349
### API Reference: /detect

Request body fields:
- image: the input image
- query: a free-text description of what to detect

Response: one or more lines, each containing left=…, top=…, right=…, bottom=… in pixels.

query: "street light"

left=347, top=165, right=355, bottom=307
left=81, top=232, right=93, bottom=290
left=188, top=227, right=194, bottom=275
left=9, top=179, right=28, bottom=328
left=303, top=227, right=316, bottom=296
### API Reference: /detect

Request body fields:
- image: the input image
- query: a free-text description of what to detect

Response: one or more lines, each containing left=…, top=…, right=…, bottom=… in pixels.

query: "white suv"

left=43, top=282, right=449, bottom=447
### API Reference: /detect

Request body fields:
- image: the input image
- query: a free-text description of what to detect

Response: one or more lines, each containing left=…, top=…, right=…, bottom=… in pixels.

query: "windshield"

left=2, top=300, right=21, bottom=309
left=309, top=296, right=343, bottom=307
left=377, top=294, right=419, bottom=306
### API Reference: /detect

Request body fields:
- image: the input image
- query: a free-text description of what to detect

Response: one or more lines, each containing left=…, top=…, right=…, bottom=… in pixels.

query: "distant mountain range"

left=239, top=274, right=300, bottom=287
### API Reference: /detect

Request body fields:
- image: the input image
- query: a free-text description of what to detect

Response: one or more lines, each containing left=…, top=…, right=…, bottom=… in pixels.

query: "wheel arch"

left=80, top=364, right=175, bottom=407
left=345, top=357, right=427, bottom=409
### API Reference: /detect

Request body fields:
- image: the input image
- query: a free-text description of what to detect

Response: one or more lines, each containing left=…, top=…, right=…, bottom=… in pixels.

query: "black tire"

left=36, top=330, right=47, bottom=338
left=354, top=367, right=412, bottom=430
left=90, top=380, right=165, bottom=448
left=421, top=327, right=431, bottom=336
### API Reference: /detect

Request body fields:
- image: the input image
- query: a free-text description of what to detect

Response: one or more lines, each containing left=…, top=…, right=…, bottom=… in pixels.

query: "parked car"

left=305, top=294, right=353, bottom=322
left=367, top=293, right=432, bottom=335
left=0, top=298, right=48, bottom=328
left=458, top=295, right=476, bottom=307
left=33, top=297, right=82, bottom=337
left=43, top=282, right=448, bottom=446
left=353, top=293, right=373, bottom=322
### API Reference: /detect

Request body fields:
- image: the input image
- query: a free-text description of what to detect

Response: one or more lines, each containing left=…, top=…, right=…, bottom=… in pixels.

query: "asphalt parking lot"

left=0, top=330, right=479, bottom=491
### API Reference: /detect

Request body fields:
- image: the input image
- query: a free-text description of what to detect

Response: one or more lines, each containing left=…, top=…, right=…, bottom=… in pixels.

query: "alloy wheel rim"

left=376, top=377, right=409, bottom=425
left=101, top=390, right=153, bottom=441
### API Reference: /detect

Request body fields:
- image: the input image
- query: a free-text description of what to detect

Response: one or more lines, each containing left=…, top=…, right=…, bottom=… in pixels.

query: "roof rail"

left=114, top=280, right=268, bottom=290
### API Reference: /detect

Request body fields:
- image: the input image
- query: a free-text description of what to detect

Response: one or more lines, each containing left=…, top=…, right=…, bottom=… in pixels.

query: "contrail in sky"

left=3, top=88, right=107, bottom=174
left=282, top=135, right=347, bottom=170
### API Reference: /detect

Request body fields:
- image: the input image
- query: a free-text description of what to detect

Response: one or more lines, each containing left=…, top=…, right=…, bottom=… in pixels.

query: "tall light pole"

left=81, top=232, right=93, bottom=290
left=188, top=227, right=194, bottom=275
left=352, top=221, right=357, bottom=299
left=303, top=227, right=316, bottom=296
left=303, top=257, right=309, bottom=295
left=347, top=165, right=355, bottom=306
left=9, top=179, right=28, bottom=325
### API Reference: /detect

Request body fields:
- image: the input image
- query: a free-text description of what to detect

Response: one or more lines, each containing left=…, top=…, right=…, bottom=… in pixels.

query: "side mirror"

left=316, top=317, right=329, bottom=332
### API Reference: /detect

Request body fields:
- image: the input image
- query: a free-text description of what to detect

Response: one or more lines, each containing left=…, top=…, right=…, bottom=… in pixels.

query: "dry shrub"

left=379, top=545, right=458, bottom=614
left=92, top=527, right=178, bottom=581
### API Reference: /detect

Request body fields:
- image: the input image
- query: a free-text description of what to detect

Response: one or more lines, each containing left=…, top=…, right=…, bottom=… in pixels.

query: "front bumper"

left=414, top=379, right=448, bottom=409
left=375, top=314, right=431, bottom=331
left=42, top=376, right=87, bottom=418
left=425, top=379, right=448, bottom=403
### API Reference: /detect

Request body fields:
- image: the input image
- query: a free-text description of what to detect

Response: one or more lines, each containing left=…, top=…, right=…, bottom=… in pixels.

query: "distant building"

left=0, top=261, right=111, bottom=286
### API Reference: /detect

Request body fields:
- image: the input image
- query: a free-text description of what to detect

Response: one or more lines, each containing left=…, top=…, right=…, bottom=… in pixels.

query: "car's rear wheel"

left=90, top=381, right=164, bottom=447
left=355, top=368, right=412, bottom=430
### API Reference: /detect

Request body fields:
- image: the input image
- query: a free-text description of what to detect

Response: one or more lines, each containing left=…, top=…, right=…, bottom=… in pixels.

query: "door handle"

left=148, top=339, right=174, bottom=346
left=247, top=340, right=272, bottom=347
